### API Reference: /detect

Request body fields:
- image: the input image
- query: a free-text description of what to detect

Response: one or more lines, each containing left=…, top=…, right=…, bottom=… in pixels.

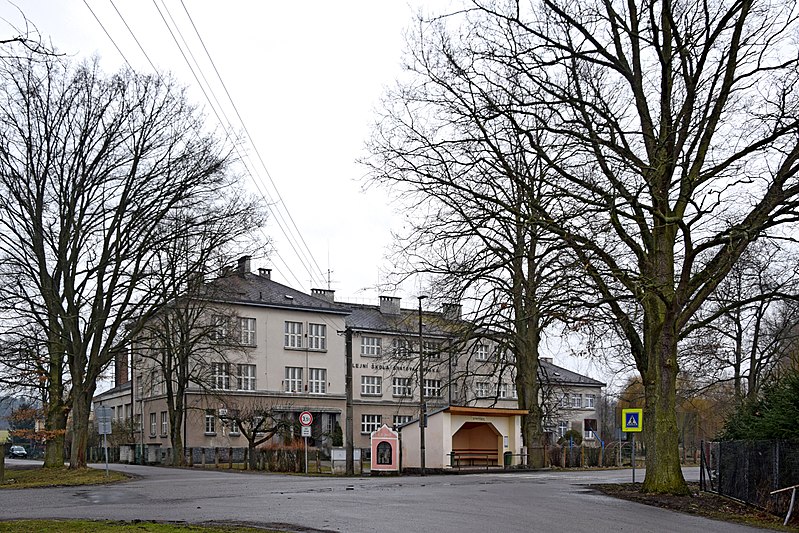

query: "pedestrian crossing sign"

left=622, top=408, right=643, bottom=432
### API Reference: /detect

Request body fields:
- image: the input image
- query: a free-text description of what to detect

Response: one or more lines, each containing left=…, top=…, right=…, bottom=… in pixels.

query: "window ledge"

left=204, top=432, right=217, bottom=436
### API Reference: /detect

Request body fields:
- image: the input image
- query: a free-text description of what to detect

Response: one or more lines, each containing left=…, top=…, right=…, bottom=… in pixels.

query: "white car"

left=9, top=445, right=27, bottom=458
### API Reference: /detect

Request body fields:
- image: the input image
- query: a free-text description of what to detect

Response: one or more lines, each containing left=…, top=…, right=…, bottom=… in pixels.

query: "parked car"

left=9, top=445, right=27, bottom=458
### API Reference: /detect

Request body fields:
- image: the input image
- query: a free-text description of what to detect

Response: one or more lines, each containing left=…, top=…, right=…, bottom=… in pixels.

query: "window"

left=497, top=382, right=510, bottom=399
left=559, top=393, right=569, bottom=408
left=392, top=338, right=410, bottom=357
left=557, top=420, right=569, bottom=437
left=212, top=362, right=231, bottom=390
left=423, top=379, right=441, bottom=398
left=284, top=367, right=303, bottom=393
left=239, top=317, right=256, bottom=345
left=361, top=414, right=382, bottom=434
left=392, top=377, right=412, bottom=397
left=584, top=418, right=598, bottom=440
left=284, top=321, right=303, bottom=348
left=205, top=411, right=216, bottom=434
left=571, top=393, right=583, bottom=409
left=393, top=415, right=413, bottom=427
left=475, top=381, right=490, bottom=398
left=210, top=315, right=228, bottom=341
left=361, top=336, right=382, bottom=357
left=309, top=368, right=327, bottom=394
left=160, top=411, right=168, bottom=436
left=423, top=341, right=442, bottom=359
left=584, top=394, right=596, bottom=409
left=476, top=344, right=489, bottom=361
left=149, top=412, right=157, bottom=436
left=308, top=323, right=327, bottom=350
left=237, top=364, right=256, bottom=391
left=229, top=419, right=240, bottom=435
left=361, top=375, right=382, bottom=396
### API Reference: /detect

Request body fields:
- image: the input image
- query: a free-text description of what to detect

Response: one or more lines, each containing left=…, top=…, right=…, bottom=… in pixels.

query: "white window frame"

left=212, top=362, right=231, bottom=390
left=361, top=414, right=382, bottom=434
left=571, top=393, right=583, bottom=409
left=160, top=411, right=168, bottom=436
left=308, top=323, right=327, bottom=350
left=584, top=394, right=596, bottom=409
left=424, top=379, right=441, bottom=398
left=284, top=366, right=303, bottom=393
left=393, top=415, right=412, bottom=427
left=476, top=343, right=489, bottom=361
left=557, top=420, right=568, bottom=437
left=361, top=375, right=382, bottom=396
left=361, top=336, right=382, bottom=357
left=149, top=412, right=157, bottom=436
left=239, top=317, right=256, bottom=345
left=392, top=338, right=410, bottom=357
left=284, top=321, right=303, bottom=348
left=309, top=367, right=327, bottom=394
left=210, top=315, right=228, bottom=341
left=237, top=364, right=256, bottom=391
left=497, top=382, right=509, bottom=399
left=423, top=341, right=442, bottom=359
left=475, top=381, right=490, bottom=398
left=392, top=377, right=412, bottom=397
left=205, top=411, right=216, bottom=434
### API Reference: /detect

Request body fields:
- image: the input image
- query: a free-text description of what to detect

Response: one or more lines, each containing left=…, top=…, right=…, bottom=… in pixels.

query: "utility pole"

left=418, top=295, right=427, bottom=476
left=345, top=327, right=354, bottom=475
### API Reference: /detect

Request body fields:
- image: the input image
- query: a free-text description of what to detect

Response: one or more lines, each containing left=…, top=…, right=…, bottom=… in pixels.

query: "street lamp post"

left=418, top=295, right=427, bottom=476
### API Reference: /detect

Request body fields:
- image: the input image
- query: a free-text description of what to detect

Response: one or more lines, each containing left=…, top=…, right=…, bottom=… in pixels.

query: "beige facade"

left=93, top=257, right=605, bottom=455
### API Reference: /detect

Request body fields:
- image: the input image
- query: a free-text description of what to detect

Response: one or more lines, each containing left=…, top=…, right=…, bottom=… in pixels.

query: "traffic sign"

left=299, top=411, right=313, bottom=426
left=301, top=425, right=312, bottom=437
left=622, top=408, right=643, bottom=432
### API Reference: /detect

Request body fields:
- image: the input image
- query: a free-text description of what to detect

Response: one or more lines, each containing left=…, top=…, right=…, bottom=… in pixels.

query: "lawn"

left=0, top=521, right=283, bottom=532
left=0, top=465, right=128, bottom=488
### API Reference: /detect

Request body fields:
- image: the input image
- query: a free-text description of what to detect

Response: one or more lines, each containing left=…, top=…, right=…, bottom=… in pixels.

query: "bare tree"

left=133, top=208, right=265, bottom=466
left=218, top=398, right=292, bottom=471
left=364, top=15, right=586, bottom=467
left=368, top=0, right=799, bottom=493
left=682, top=241, right=799, bottom=401
left=0, top=50, right=255, bottom=468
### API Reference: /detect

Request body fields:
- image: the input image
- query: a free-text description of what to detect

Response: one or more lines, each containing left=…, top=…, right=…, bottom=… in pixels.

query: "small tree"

left=218, top=400, right=292, bottom=470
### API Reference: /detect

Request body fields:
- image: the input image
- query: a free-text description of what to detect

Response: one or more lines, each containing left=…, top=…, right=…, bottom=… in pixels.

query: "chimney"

left=237, top=255, right=251, bottom=275
left=258, top=268, right=271, bottom=280
left=312, top=288, right=336, bottom=303
left=379, top=295, right=401, bottom=315
left=115, top=349, right=129, bottom=386
left=442, top=302, right=462, bottom=321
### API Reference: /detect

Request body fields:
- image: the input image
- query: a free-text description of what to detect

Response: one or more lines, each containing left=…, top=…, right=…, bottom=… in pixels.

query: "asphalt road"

left=0, top=462, right=774, bottom=533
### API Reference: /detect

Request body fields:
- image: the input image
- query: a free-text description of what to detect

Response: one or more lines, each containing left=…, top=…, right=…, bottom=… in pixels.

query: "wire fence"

left=701, top=440, right=799, bottom=518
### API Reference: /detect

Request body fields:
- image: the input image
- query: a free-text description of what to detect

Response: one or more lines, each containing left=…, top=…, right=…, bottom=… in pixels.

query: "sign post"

left=96, top=405, right=113, bottom=477
left=621, top=408, right=643, bottom=483
left=299, top=411, right=313, bottom=475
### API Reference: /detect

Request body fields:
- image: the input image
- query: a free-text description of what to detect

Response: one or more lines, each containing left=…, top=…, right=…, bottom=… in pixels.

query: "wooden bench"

left=450, top=448, right=499, bottom=468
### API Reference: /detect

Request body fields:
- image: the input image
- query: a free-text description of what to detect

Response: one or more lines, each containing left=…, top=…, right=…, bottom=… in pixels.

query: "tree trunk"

left=641, top=316, right=688, bottom=494
left=42, top=401, right=67, bottom=468
left=69, top=389, right=92, bottom=469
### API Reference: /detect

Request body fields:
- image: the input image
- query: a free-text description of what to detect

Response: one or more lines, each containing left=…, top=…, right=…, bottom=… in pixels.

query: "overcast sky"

left=4, top=1, right=425, bottom=304
left=2, top=1, right=611, bottom=383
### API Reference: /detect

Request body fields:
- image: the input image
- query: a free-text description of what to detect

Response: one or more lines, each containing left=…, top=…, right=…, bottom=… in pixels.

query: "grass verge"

left=0, top=520, right=284, bottom=532
left=593, top=482, right=798, bottom=532
left=0, top=465, right=128, bottom=488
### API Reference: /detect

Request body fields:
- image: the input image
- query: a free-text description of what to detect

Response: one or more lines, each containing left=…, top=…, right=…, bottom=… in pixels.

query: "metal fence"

left=701, top=440, right=799, bottom=517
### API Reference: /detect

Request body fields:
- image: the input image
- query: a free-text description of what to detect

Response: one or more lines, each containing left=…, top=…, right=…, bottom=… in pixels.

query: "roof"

left=540, top=359, right=605, bottom=388
left=344, top=303, right=460, bottom=338
left=93, top=381, right=131, bottom=402
left=206, top=271, right=351, bottom=315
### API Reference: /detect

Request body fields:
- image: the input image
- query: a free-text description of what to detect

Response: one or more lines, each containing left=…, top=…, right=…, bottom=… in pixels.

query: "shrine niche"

left=370, top=424, right=399, bottom=472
